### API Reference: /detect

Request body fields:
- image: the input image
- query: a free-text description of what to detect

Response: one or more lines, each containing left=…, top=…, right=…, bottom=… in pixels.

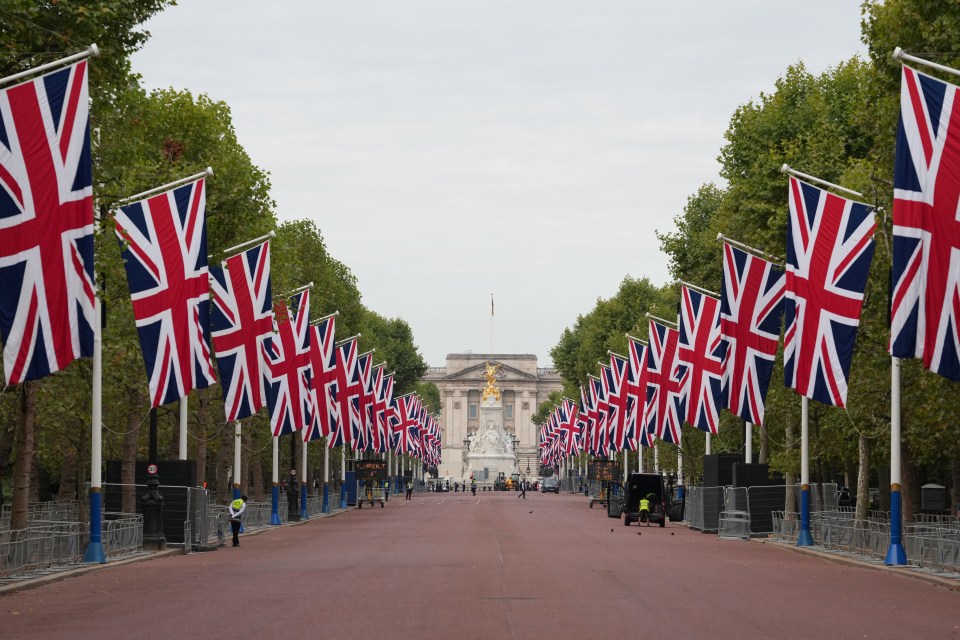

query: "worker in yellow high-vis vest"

left=639, top=496, right=651, bottom=525
left=229, top=495, right=247, bottom=547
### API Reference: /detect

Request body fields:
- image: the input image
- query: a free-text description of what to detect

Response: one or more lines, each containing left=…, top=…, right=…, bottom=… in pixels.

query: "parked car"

left=541, top=476, right=560, bottom=493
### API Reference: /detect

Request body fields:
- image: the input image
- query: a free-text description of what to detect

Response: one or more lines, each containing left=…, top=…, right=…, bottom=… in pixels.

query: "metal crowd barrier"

left=102, top=513, right=144, bottom=558
left=770, top=509, right=960, bottom=574
left=1, top=500, right=80, bottom=528
left=0, top=521, right=86, bottom=580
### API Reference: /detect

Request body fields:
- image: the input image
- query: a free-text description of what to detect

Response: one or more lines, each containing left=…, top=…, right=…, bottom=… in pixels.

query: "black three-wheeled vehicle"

left=607, top=473, right=666, bottom=527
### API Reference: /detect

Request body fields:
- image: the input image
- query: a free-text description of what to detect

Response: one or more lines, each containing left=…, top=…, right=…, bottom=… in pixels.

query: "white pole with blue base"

left=322, top=441, right=330, bottom=513
left=83, top=293, right=105, bottom=563
left=300, top=436, right=309, bottom=520
left=885, top=356, right=907, bottom=565
left=798, top=396, right=814, bottom=546
left=340, top=447, right=348, bottom=509
left=270, top=435, right=281, bottom=525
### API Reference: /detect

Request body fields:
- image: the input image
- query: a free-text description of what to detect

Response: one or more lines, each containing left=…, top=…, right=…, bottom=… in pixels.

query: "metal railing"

left=1, top=500, right=79, bottom=528
left=771, top=509, right=960, bottom=574
left=0, top=521, right=85, bottom=580
left=102, top=514, right=143, bottom=558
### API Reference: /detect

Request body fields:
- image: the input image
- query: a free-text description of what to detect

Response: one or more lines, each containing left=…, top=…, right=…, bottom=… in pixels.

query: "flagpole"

left=798, top=396, right=813, bottom=546
left=705, top=432, right=711, bottom=456
left=82, top=277, right=105, bottom=563
left=0, top=44, right=99, bottom=88
left=233, top=423, right=243, bottom=539
left=179, top=397, right=188, bottom=460
left=340, top=446, right=347, bottom=509
left=310, top=310, right=340, bottom=326
left=270, top=435, right=281, bottom=525
left=893, top=47, right=960, bottom=80
left=490, top=293, right=494, bottom=353
left=300, top=435, right=309, bottom=519
left=716, top=233, right=784, bottom=265
left=322, top=440, right=330, bottom=514
left=678, top=280, right=719, bottom=298
left=219, top=230, right=276, bottom=261
left=781, top=163, right=864, bottom=199
left=113, top=167, right=213, bottom=208
left=645, top=312, right=679, bottom=329
left=274, top=281, right=314, bottom=300
left=885, top=357, right=907, bottom=564
left=745, top=422, right=752, bottom=463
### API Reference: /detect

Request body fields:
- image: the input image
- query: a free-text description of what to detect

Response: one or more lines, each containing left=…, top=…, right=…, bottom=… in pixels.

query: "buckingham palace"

left=422, top=353, right=564, bottom=480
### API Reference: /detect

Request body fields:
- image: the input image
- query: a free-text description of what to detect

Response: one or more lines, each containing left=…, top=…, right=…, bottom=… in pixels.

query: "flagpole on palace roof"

left=780, top=164, right=864, bottom=199
left=0, top=44, right=99, bottom=88
left=113, top=167, right=213, bottom=208
left=490, top=293, right=495, bottom=353
left=893, top=47, right=960, bottom=80
left=679, top=281, right=719, bottom=299
left=716, top=233, right=784, bottom=266
left=645, top=312, right=678, bottom=329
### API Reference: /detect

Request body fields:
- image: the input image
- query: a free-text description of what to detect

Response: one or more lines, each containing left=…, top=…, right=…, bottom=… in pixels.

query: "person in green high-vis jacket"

left=229, top=495, right=247, bottom=547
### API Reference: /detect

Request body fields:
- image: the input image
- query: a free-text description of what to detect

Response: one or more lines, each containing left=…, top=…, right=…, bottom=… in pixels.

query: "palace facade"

left=422, top=353, right=564, bottom=479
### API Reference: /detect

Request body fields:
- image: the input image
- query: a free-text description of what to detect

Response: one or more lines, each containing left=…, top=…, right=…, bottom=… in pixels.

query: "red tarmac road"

left=2, top=491, right=959, bottom=639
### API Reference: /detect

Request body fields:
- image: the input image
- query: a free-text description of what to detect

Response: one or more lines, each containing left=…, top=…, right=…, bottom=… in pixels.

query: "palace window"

left=505, top=405, right=513, bottom=419
left=469, top=404, right=478, bottom=418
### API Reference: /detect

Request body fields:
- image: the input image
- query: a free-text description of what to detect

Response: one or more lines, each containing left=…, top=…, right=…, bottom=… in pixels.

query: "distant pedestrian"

left=229, top=495, right=247, bottom=547
left=518, top=481, right=526, bottom=499
left=471, top=479, right=477, bottom=496
left=405, top=480, right=413, bottom=500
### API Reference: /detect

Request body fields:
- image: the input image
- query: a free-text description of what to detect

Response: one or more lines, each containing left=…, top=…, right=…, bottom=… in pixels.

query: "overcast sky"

left=131, top=1, right=867, bottom=367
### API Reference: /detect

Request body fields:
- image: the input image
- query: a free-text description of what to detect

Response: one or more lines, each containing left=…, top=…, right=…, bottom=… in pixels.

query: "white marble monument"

left=464, top=363, right=517, bottom=482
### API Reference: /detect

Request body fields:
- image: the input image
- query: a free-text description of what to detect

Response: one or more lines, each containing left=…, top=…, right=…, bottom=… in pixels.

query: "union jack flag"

left=115, top=179, right=216, bottom=407
left=578, top=384, right=594, bottom=455
left=391, top=393, right=420, bottom=455
left=890, top=65, right=960, bottom=380
left=305, top=313, right=339, bottom=442
left=372, top=370, right=395, bottom=454
left=0, top=61, right=94, bottom=386
left=676, top=286, right=726, bottom=434
left=263, top=291, right=313, bottom=436
left=626, top=338, right=652, bottom=448
left=589, top=374, right=608, bottom=457
left=720, top=242, right=785, bottom=425
left=606, top=353, right=632, bottom=452
left=329, top=335, right=358, bottom=449
left=367, top=363, right=386, bottom=453
left=352, top=350, right=374, bottom=451
left=209, top=241, right=273, bottom=421
left=644, top=319, right=685, bottom=444
left=784, top=176, right=875, bottom=407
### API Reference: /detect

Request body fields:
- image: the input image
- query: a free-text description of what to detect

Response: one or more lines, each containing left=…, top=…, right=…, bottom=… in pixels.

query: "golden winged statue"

left=481, top=361, right=501, bottom=402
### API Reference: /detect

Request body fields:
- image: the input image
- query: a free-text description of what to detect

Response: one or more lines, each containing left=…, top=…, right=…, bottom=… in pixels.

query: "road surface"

left=2, top=491, right=958, bottom=639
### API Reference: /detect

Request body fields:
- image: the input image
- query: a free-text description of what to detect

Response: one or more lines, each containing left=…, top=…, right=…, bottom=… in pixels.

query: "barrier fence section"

left=771, top=508, right=960, bottom=574
left=0, top=521, right=85, bottom=580
left=1, top=501, right=79, bottom=528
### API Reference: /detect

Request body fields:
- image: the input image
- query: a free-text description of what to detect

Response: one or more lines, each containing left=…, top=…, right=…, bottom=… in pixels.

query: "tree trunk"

left=901, top=444, right=919, bottom=525
left=0, top=408, right=16, bottom=509
left=59, top=444, right=78, bottom=501
left=855, top=433, right=869, bottom=522
left=121, top=387, right=141, bottom=514
left=878, top=461, right=890, bottom=512
left=10, top=381, right=38, bottom=531
left=30, top=448, right=43, bottom=502
left=214, top=423, right=232, bottom=504
left=759, top=424, right=768, bottom=465
left=252, top=447, right=264, bottom=501
left=784, top=412, right=797, bottom=514
left=194, top=388, right=209, bottom=489
left=952, top=458, right=960, bottom=518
